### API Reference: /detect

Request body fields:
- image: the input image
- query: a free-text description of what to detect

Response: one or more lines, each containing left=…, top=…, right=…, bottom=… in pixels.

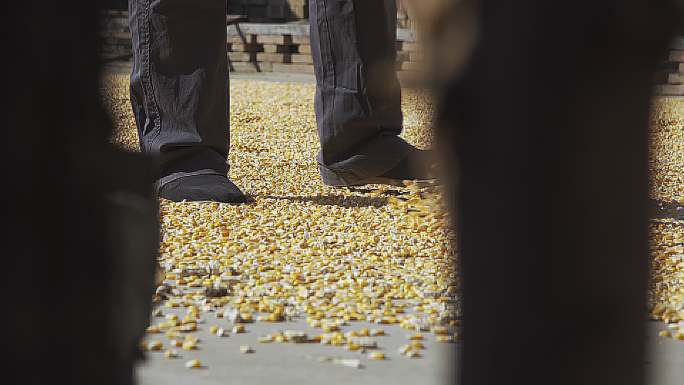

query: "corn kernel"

left=232, top=324, right=245, bottom=333
left=436, top=335, right=455, bottom=343
left=185, top=359, right=202, bottom=369
left=147, top=340, right=163, bottom=351
left=410, top=341, right=425, bottom=350
left=182, top=340, right=197, bottom=350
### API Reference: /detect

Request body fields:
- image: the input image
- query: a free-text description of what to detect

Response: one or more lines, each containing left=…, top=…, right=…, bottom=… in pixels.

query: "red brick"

left=654, top=84, right=684, bottom=96
left=292, top=35, right=310, bottom=45
left=229, top=43, right=260, bottom=53
left=297, top=44, right=311, bottom=54
left=291, top=54, right=313, bottom=64
left=668, top=72, right=683, bottom=85
left=256, top=34, right=292, bottom=45
left=262, top=44, right=295, bottom=53
left=228, top=52, right=253, bottom=62
left=669, top=50, right=684, bottom=62
left=228, top=34, right=256, bottom=44
left=256, top=52, right=291, bottom=63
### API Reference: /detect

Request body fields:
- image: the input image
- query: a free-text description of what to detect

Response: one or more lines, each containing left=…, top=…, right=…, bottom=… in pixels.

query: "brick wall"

left=655, top=37, right=684, bottom=96
left=99, top=10, right=423, bottom=83
left=100, top=10, right=132, bottom=61
left=99, top=10, right=684, bottom=96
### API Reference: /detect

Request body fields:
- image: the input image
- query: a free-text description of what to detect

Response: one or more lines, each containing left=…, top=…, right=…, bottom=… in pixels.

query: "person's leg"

left=308, top=0, right=432, bottom=186
left=129, top=0, right=246, bottom=202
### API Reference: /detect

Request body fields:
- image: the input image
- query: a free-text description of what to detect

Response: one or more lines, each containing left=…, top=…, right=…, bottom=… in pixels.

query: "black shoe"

left=158, top=174, right=249, bottom=203
left=320, top=148, right=437, bottom=187
left=378, top=148, right=435, bottom=183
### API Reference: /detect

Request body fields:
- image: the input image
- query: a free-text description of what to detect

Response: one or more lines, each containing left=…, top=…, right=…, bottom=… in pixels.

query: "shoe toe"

left=159, top=175, right=249, bottom=203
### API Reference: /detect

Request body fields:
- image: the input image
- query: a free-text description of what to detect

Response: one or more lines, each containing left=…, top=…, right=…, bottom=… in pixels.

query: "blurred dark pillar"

left=438, top=1, right=682, bottom=385
left=5, top=2, right=158, bottom=385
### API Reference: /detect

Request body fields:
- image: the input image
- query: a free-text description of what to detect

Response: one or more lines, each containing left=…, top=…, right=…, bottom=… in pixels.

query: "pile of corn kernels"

left=102, top=74, right=684, bottom=366
left=102, top=75, right=457, bottom=368
left=648, top=97, right=684, bottom=338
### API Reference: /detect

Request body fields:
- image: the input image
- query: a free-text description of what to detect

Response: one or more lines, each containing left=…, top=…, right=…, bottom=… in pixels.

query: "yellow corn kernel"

left=185, top=359, right=202, bottom=369
left=347, top=342, right=361, bottom=351
left=147, top=340, right=163, bottom=351
left=410, top=341, right=425, bottom=350
left=232, top=324, right=245, bottom=333
left=436, top=335, right=455, bottom=343
left=182, top=340, right=198, bottom=350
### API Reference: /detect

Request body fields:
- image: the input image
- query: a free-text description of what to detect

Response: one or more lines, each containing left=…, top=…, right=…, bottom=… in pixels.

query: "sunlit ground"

left=649, top=97, right=684, bottom=328
left=103, top=75, right=457, bottom=385
left=102, top=75, right=683, bottom=383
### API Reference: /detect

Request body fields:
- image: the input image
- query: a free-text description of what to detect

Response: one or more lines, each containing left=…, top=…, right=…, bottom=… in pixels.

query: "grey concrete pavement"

left=136, top=311, right=456, bottom=385
left=136, top=317, right=684, bottom=385
left=647, top=321, right=684, bottom=385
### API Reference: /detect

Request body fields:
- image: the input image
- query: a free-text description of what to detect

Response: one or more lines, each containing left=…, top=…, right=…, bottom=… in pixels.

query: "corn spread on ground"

left=103, top=74, right=458, bottom=370
left=102, top=74, right=683, bottom=378
left=648, top=97, right=684, bottom=336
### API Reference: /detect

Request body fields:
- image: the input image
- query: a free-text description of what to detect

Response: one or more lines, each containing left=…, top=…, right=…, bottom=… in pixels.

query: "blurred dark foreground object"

left=2, top=1, right=683, bottom=385
left=413, top=0, right=683, bottom=385
left=4, top=2, right=158, bottom=385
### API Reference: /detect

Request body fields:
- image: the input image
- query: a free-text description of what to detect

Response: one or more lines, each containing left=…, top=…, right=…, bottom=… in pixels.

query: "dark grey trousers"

left=129, top=0, right=409, bottom=187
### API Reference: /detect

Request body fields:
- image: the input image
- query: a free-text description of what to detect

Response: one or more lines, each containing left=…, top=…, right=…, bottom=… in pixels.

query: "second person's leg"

left=129, top=0, right=246, bottom=202
left=309, top=0, right=432, bottom=186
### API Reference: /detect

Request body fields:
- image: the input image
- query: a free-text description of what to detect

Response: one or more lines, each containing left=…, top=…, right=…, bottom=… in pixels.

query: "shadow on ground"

left=262, top=194, right=389, bottom=208
left=649, top=199, right=684, bottom=221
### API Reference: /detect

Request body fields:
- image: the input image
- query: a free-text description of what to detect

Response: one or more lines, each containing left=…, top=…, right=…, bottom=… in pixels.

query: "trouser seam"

left=140, top=0, right=161, bottom=152
left=318, top=0, right=336, bottom=164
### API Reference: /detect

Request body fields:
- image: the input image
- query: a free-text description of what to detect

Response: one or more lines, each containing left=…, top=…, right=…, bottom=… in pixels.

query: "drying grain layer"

left=649, top=97, right=684, bottom=337
left=101, top=74, right=684, bottom=365
left=101, top=75, right=459, bottom=367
